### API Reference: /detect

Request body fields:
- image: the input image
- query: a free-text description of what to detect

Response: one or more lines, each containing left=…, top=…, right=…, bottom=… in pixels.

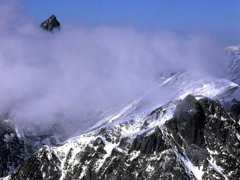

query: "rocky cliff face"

left=0, top=119, right=64, bottom=178
left=2, top=16, right=240, bottom=178
left=3, top=73, right=240, bottom=180
left=225, top=45, right=240, bottom=84
left=0, top=118, right=25, bottom=177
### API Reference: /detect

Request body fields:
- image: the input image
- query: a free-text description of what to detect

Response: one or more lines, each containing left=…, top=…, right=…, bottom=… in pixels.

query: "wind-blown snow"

left=225, top=45, right=240, bottom=54
left=6, top=70, right=237, bottom=180
left=96, top=72, right=238, bottom=126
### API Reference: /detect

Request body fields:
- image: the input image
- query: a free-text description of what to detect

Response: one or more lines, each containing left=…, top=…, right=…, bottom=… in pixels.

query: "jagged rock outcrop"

left=2, top=72, right=240, bottom=180
left=10, top=145, right=61, bottom=180
left=166, top=95, right=206, bottom=148
left=40, top=15, right=60, bottom=31
left=8, top=127, right=195, bottom=180
left=0, top=119, right=64, bottom=178
left=6, top=94, right=240, bottom=180
left=130, top=126, right=168, bottom=154
left=166, top=95, right=240, bottom=179
left=0, top=119, right=25, bottom=177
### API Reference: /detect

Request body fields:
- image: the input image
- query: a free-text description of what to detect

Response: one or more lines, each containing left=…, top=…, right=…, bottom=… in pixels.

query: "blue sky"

left=20, top=0, right=240, bottom=45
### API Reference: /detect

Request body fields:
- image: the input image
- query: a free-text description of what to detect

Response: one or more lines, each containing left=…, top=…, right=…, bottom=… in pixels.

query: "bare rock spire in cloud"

left=40, top=15, right=60, bottom=31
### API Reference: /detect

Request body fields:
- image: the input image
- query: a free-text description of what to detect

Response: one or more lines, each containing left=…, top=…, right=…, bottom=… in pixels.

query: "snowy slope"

left=89, top=72, right=238, bottom=129
left=4, top=72, right=240, bottom=180
left=225, top=45, right=240, bottom=84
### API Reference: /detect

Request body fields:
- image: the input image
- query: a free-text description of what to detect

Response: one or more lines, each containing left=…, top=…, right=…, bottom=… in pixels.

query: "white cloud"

left=0, top=0, right=228, bottom=135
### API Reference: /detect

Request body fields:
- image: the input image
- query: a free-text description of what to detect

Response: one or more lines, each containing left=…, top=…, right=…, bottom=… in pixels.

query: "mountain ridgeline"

left=6, top=93, right=240, bottom=180
left=1, top=16, right=240, bottom=180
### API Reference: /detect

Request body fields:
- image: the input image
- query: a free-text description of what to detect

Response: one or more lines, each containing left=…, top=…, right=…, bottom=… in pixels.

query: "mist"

left=0, top=0, right=229, bottom=135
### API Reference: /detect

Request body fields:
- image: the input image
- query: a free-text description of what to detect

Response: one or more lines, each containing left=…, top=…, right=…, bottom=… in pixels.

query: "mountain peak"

left=40, top=15, right=60, bottom=31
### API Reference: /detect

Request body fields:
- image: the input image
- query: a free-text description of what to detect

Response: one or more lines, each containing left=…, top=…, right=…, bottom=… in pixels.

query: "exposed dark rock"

left=4, top=95, right=240, bottom=179
left=0, top=119, right=64, bottom=178
left=92, top=137, right=105, bottom=147
left=0, top=119, right=26, bottom=177
left=11, top=145, right=61, bottom=180
left=131, top=126, right=168, bottom=154
left=118, top=137, right=131, bottom=149
left=40, top=15, right=60, bottom=31
left=166, top=95, right=206, bottom=147
left=230, top=98, right=240, bottom=121
left=166, top=95, right=240, bottom=179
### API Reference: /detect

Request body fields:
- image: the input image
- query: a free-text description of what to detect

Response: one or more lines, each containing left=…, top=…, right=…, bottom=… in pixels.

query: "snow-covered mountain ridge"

left=3, top=72, right=240, bottom=180
left=225, top=45, right=240, bottom=84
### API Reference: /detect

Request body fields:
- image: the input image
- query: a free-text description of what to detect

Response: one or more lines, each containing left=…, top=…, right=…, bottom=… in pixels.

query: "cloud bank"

left=0, top=0, right=228, bottom=135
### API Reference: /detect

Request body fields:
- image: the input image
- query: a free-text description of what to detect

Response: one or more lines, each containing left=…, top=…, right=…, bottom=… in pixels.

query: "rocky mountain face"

left=1, top=16, right=240, bottom=180
left=0, top=118, right=25, bottom=177
left=225, top=45, right=240, bottom=84
left=0, top=16, right=63, bottom=177
left=0, top=118, right=64, bottom=178
left=40, top=15, right=60, bottom=31
left=2, top=72, right=240, bottom=180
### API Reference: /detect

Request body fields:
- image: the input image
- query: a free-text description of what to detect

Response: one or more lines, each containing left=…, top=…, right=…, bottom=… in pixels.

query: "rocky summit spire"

left=40, top=15, right=60, bottom=31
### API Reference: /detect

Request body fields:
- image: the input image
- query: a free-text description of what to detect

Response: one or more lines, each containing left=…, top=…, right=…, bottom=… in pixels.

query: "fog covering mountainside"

left=3, top=71, right=240, bottom=180
left=0, top=1, right=229, bottom=143
left=0, top=1, right=240, bottom=179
